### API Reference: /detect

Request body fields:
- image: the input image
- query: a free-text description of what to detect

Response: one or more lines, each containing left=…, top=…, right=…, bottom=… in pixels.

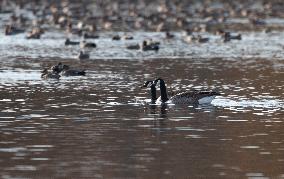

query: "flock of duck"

left=4, top=0, right=275, bottom=105
left=41, top=62, right=85, bottom=79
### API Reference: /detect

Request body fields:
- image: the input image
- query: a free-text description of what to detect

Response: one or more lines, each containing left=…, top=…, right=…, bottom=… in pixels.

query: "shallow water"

left=0, top=30, right=284, bottom=178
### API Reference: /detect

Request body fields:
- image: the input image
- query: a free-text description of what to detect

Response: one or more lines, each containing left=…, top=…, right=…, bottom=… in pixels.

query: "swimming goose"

left=41, top=69, right=60, bottom=80
left=152, top=78, right=220, bottom=104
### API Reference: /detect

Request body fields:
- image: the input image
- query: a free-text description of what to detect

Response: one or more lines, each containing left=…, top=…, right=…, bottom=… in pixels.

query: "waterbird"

left=80, top=40, right=96, bottom=48
left=4, top=25, right=25, bottom=35
left=112, top=35, right=121, bottom=40
left=122, top=34, right=134, bottom=40
left=143, top=78, right=221, bottom=104
left=197, top=35, right=209, bottom=43
left=126, top=44, right=140, bottom=50
left=26, top=28, right=43, bottom=39
left=141, top=40, right=159, bottom=51
left=41, top=69, right=60, bottom=80
left=222, top=32, right=242, bottom=42
left=65, top=38, right=80, bottom=46
left=50, top=62, right=69, bottom=73
left=60, top=65, right=86, bottom=76
left=165, top=31, right=175, bottom=39
left=82, top=32, right=99, bottom=39
left=77, top=51, right=90, bottom=60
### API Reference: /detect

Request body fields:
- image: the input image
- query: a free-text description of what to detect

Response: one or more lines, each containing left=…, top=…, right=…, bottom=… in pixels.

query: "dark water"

left=0, top=31, right=284, bottom=178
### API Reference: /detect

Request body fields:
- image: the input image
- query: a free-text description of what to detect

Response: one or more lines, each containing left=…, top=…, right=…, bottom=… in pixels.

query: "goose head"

left=142, top=80, right=157, bottom=103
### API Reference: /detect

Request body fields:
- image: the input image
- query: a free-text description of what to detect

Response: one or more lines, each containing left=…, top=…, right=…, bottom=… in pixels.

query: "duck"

left=126, top=44, right=140, bottom=50
left=60, top=65, right=86, bottom=76
left=80, top=40, right=96, bottom=48
left=145, top=78, right=221, bottom=104
left=122, top=34, right=134, bottom=40
left=145, top=39, right=160, bottom=46
left=184, top=35, right=197, bottom=43
left=50, top=62, right=69, bottom=73
left=82, top=32, right=99, bottom=39
left=112, top=35, right=121, bottom=40
left=141, top=80, right=157, bottom=104
left=141, top=40, right=159, bottom=51
left=41, top=69, right=60, bottom=80
left=26, top=27, right=44, bottom=39
left=222, top=32, right=242, bottom=42
left=65, top=38, right=80, bottom=46
left=4, top=25, right=25, bottom=35
left=165, top=31, right=175, bottom=39
left=197, top=35, right=209, bottom=43
left=77, top=51, right=90, bottom=60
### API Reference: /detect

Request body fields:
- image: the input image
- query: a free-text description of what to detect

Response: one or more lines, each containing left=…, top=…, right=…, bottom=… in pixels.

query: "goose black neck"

left=150, top=83, right=157, bottom=102
left=156, top=78, right=168, bottom=102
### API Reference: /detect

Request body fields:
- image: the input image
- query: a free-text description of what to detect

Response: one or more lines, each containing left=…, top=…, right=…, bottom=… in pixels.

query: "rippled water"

left=0, top=31, right=284, bottom=178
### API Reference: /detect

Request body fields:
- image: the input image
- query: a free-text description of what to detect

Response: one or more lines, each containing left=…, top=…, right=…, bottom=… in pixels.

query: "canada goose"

left=144, top=78, right=220, bottom=104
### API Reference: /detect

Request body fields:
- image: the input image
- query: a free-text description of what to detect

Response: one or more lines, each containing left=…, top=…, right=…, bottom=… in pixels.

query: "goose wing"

left=170, top=90, right=220, bottom=104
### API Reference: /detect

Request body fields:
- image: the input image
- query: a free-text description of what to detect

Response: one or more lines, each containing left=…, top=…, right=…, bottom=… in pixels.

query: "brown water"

left=0, top=31, right=284, bottom=178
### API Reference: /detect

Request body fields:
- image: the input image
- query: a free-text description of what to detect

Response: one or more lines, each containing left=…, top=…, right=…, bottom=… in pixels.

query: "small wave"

left=212, top=98, right=284, bottom=109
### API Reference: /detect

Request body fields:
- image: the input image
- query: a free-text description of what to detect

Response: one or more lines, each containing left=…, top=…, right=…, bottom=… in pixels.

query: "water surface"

left=0, top=31, right=284, bottom=178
